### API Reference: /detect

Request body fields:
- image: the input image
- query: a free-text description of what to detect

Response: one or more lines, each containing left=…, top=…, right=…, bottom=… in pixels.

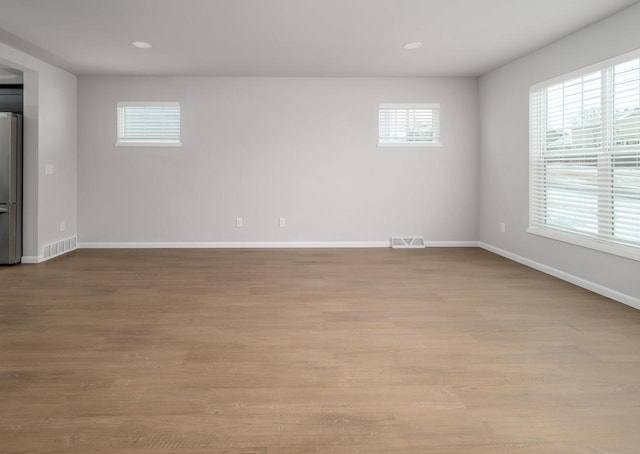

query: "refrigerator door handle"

left=0, top=207, right=8, bottom=213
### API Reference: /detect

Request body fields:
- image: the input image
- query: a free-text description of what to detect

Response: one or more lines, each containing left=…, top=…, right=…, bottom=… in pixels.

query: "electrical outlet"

left=60, top=221, right=66, bottom=232
left=45, top=164, right=54, bottom=175
left=499, top=222, right=506, bottom=233
left=279, top=217, right=286, bottom=227
left=235, top=217, right=243, bottom=228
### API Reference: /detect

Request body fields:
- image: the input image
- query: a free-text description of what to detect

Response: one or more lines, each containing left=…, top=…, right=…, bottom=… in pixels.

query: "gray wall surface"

left=78, top=77, right=478, bottom=244
left=38, top=67, right=77, bottom=252
left=479, top=2, right=640, bottom=299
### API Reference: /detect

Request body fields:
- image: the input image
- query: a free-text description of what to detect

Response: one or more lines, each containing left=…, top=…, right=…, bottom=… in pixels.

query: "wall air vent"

left=42, top=236, right=77, bottom=260
left=390, top=237, right=426, bottom=248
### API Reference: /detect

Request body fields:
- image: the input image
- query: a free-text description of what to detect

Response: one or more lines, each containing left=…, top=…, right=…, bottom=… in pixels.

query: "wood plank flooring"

left=1, top=248, right=640, bottom=453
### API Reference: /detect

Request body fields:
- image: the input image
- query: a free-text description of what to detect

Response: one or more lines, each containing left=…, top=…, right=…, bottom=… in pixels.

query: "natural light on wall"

left=529, top=50, right=640, bottom=261
left=116, top=101, right=181, bottom=146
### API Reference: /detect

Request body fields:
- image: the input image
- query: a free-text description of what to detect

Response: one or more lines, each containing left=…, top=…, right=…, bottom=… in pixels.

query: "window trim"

left=527, top=226, right=640, bottom=262
left=116, top=101, right=182, bottom=147
left=377, top=102, right=442, bottom=148
left=528, top=48, right=640, bottom=262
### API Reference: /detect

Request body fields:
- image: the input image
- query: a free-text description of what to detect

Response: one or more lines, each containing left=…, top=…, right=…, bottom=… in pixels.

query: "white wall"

left=38, top=67, right=77, bottom=253
left=0, top=42, right=77, bottom=260
left=479, top=3, right=640, bottom=301
left=78, top=77, right=478, bottom=244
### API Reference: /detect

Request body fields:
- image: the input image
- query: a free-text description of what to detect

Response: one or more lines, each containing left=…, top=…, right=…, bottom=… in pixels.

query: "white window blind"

left=378, top=103, right=441, bottom=147
left=116, top=102, right=181, bottom=146
left=529, top=51, right=640, bottom=260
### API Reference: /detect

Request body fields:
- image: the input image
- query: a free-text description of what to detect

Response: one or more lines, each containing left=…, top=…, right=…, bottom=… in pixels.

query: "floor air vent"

left=43, top=236, right=78, bottom=260
left=391, top=237, right=426, bottom=248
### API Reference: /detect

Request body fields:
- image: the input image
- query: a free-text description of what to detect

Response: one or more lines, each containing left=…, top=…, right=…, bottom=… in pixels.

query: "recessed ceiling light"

left=132, top=41, right=152, bottom=49
left=403, top=41, right=423, bottom=50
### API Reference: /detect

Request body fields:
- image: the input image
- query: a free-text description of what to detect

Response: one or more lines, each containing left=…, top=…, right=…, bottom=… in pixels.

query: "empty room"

left=1, top=0, right=640, bottom=452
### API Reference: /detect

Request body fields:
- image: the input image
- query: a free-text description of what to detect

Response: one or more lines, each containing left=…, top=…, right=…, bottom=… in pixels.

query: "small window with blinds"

left=529, top=50, right=640, bottom=260
left=378, top=103, right=441, bottom=147
left=116, top=102, right=181, bottom=147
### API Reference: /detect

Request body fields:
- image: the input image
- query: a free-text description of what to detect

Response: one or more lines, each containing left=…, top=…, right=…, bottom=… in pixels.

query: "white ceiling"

left=0, top=0, right=637, bottom=77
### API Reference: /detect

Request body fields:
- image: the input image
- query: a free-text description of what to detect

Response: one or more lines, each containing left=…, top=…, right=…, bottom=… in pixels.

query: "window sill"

left=527, top=226, right=640, bottom=262
left=377, top=142, right=443, bottom=148
left=115, top=142, right=182, bottom=147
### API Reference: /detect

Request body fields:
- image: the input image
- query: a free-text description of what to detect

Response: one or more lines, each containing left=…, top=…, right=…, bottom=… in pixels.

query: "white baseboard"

left=21, top=255, right=43, bottom=264
left=78, top=240, right=479, bottom=249
left=479, top=242, right=640, bottom=311
left=78, top=241, right=392, bottom=249
left=426, top=241, right=479, bottom=247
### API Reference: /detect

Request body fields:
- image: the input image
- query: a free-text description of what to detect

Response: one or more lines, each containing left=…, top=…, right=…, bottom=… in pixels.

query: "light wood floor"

left=1, top=248, right=640, bottom=453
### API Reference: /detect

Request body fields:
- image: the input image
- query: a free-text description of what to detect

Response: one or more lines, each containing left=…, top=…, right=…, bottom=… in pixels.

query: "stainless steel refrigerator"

left=0, top=112, right=22, bottom=264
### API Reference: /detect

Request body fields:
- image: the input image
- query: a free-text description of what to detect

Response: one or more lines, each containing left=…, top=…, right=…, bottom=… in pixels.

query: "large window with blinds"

left=529, top=51, right=640, bottom=260
left=378, top=103, right=441, bottom=147
left=116, top=102, right=181, bottom=146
